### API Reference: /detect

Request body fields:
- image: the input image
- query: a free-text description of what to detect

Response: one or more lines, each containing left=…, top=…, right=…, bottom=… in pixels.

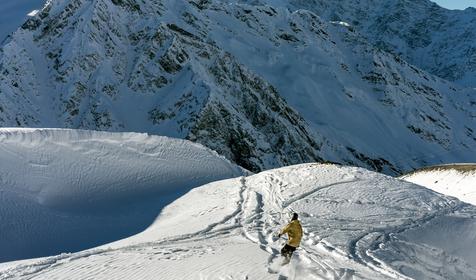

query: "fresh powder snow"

left=1, top=163, right=474, bottom=279
left=0, top=0, right=475, bottom=278
left=0, top=128, right=245, bottom=262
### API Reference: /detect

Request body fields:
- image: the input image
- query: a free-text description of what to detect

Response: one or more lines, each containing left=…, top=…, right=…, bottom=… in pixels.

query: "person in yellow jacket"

left=278, top=213, right=303, bottom=263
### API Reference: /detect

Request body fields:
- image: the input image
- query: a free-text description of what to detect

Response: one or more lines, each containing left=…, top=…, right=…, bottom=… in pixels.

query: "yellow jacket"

left=280, top=220, right=303, bottom=247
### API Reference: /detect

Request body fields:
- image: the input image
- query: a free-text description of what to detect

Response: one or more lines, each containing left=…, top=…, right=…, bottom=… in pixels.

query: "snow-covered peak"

left=2, top=163, right=475, bottom=279
left=0, top=128, right=245, bottom=262
left=401, top=164, right=476, bottom=206
left=0, top=0, right=475, bottom=174
left=0, top=0, right=46, bottom=43
left=232, top=0, right=476, bottom=87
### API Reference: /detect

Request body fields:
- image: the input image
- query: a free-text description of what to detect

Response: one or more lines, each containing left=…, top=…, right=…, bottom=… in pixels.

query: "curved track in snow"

left=1, top=164, right=475, bottom=280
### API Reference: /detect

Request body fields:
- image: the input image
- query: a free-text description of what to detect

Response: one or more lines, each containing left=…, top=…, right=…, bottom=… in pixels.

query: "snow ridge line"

left=5, top=170, right=459, bottom=280
left=0, top=177, right=250, bottom=280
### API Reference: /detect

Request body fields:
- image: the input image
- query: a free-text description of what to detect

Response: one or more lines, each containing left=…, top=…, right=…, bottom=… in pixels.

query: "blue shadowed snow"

left=0, top=128, right=245, bottom=262
left=0, top=0, right=46, bottom=42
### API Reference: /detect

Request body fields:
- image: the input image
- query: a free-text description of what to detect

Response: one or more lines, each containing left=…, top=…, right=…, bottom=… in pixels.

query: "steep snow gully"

left=1, top=163, right=475, bottom=279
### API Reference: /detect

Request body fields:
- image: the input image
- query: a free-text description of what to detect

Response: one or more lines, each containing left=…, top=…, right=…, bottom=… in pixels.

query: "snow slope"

left=401, top=164, right=476, bottom=206
left=0, top=128, right=245, bottom=262
left=234, top=0, right=476, bottom=87
left=0, top=0, right=475, bottom=174
left=2, top=163, right=475, bottom=279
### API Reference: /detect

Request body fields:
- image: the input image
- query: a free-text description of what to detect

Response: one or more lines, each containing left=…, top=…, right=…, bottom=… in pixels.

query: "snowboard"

left=268, top=254, right=291, bottom=274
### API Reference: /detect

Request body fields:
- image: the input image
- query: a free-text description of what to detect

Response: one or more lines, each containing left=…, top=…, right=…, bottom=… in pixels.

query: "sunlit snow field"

left=402, top=165, right=476, bottom=206
left=0, top=0, right=475, bottom=278
left=0, top=129, right=475, bottom=279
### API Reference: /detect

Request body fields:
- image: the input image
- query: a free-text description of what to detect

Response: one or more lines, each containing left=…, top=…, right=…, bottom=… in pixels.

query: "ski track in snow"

left=348, top=202, right=464, bottom=280
left=1, top=164, right=474, bottom=280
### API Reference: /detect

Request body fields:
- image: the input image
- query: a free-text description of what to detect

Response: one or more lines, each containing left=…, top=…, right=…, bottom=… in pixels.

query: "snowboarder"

left=278, top=212, right=302, bottom=264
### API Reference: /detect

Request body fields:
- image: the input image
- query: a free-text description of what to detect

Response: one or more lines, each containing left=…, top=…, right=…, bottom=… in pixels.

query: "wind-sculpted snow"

left=0, top=128, right=245, bottom=262
left=0, top=0, right=475, bottom=175
left=2, top=164, right=475, bottom=279
left=401, top=164, right=476, bottom=206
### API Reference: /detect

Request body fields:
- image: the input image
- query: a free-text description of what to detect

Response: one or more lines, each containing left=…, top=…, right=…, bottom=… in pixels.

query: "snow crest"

left=402, top=164, right=476, bottom=206
left=2, top=163, right=475, bottom=279
left=0, top=128, right=245, bottom=262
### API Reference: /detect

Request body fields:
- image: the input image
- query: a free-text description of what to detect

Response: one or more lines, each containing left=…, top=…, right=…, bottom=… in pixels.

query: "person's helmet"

left=292, top=213, right=298, bottom=220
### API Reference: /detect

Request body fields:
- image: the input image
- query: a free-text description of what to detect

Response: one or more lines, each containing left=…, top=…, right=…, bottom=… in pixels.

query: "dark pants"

left=281, top=244, right=297, bottom=260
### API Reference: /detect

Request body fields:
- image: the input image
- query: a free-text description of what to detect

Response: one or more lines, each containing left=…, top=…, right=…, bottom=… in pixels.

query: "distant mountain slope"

left=235, top=0, right=476, bottom=87
left=402, top=164, right=476, bottom=205
left=2, top=164, right=475, bottom=279
left=0, top=128, right=245, bottom=262
left=0, top=0, right=475, bottom=174
left=0, top=0, right=46, bottom=43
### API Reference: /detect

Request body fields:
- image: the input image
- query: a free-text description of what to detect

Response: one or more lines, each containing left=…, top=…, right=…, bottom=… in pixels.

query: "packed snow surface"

left=402, top=164, right=476, bottom=206
left=0, top=128, right=245, bottom=262
left=2, top=163, right=475, bottom=279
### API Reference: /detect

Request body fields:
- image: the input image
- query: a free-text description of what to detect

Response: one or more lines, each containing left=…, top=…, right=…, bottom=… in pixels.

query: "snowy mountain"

left=235, top=0, right=476, bottom=88
left=402, top=164, right=476, bottom=205
left=0, top=128, right=245, bottom=262
left=0, top=0, right=475, bottom=174
left=0, top=0, right=46, bottom=43
left=1, top=163, right=475, bottom=279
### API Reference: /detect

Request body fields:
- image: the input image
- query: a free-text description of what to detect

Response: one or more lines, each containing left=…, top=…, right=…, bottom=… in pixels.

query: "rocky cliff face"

left=0, top=0, right=475, bottom=174
left=0, top=0, right=324, bottom=172
left=236, top=0, right=476, bottom=87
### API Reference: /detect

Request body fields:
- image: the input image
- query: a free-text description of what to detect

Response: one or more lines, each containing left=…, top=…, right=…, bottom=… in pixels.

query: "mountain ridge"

left=232, top=0, right=476, bottom=87
left=0, top=0, right=475, bottom=174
